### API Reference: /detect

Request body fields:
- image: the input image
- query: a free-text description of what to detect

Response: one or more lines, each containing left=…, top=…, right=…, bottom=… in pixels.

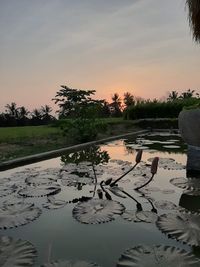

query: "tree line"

left=0, top=103, right=56, bottom=127
left=1, top=87, right=200, bottom=127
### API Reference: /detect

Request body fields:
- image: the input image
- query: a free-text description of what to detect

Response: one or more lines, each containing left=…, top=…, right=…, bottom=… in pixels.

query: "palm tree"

left=18, top=106, right=29, bottom=119
left=186, top=0, right=200, bottom=42
left=110, top=93, right=122, bottom=117
left=31, top=108, right=43, bottom=125
left=41, top=105, right=54, bottom=123
left=123, top=92, right=135, bottom=108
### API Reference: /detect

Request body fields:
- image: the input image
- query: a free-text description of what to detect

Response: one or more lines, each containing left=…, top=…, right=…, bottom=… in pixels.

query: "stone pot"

left=178, top=108, right=200, bottom=172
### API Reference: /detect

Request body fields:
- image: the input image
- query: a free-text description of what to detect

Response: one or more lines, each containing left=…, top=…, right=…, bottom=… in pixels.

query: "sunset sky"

left=0, top=0, right=200, bottom=112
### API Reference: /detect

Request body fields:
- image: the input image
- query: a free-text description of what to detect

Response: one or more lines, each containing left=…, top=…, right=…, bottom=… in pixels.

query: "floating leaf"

left=135, top=211, right=158, bottom=223
left=72, top=199, right=125, bottom=224
left=43, top=196, right=67, bottom=210
left=0, top=236, right=37, bottom=266
left=0, top=185, right=16, bottom=197
left=154, top=200, right=178, bottom=210
left=18, top=184, right=61, bottom=197
left=0, top=202, right=41, bottom=229
left=121, top=210, right=141, bottom=222
left=41, top=260, right=100, bottom=267
left=170, top=177, right=200, bottom=191
left=161, top=189, right=175, bottom=194
left=0, top=178, right=11, bottom=185
left=157, top=212, right=200, bottom=246
left=25, top=174, right=57, bottom=186
left=148, top=157, right=184, bottom=170
left=116, top=245, right=200, bottom=267
left=109, top=186, right=126, bottom=198
left=138, top=186, right=161, bottom=195
left=61, top=173, right=94, bottom=187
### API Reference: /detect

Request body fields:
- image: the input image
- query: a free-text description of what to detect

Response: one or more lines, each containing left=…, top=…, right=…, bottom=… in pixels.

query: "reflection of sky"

left=0, top=0, right=200, bottom=111
left=0, top=135, right=192, bottom=266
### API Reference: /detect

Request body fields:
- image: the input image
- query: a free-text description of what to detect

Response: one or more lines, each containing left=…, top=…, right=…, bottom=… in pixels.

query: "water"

left=0, top=132, right=199, bottom=266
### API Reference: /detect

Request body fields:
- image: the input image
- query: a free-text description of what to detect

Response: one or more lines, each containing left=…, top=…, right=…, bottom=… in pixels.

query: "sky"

left=0, top=0, right=200, bottom=112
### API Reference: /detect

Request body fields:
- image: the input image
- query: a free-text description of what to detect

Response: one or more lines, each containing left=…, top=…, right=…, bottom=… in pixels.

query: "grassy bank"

left=0, top=118, right=178, bottom=163
left=0, top=120, right=139, bottom=162
left=0, top=125, right=66, bottom=162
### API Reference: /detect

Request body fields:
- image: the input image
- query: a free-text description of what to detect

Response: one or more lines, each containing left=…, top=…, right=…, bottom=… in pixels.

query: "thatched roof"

left=186, top=0, right=200, bottom=42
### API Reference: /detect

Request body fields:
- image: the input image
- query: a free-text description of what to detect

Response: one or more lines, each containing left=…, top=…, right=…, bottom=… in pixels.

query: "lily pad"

left=25, top=174, right=58, bottom=186
left=41, top=260, right=100, bottom=267
left=135, top=211, right=158, bottom=223
left=156, top=212, right=200, bottom=246
left=18, top=184, right=61, bottom=197
left=0, top=202, right=41, bottom=229
left=121, top=210, right=141, bottom=222
left=170, top=177, right=200, bottom=191
left=72, top=198, right=125, bottom=224
left=154, top=200, right=178, bottom=210
left=0, top=185, right=16, bottom=197
left=108, top=186, right=126, bottom=198
left=61, top=173, right=94, bottom=187
left=43, top=196, right=67, bottom=210
left=161, top=189, right=175, bottom=194
left=116, top=245, right=200, bottom=267
left=148, top=157, right=184, bottom=170
left=0, top=236, right=37, bottom=266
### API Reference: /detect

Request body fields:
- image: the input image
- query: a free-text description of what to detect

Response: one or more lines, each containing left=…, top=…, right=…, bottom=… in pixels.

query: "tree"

left=123, top=92, right=135, bottom=108
left=110, top=93, right=122, bottom=117
left=17, top=106, right=30, bottom=126
left=18, top=106, right=29, bottom=119
left=31, top=108, right=43, bottom=125
left=5, top=102, right=18, bottom=118
left=52, top=85, right=103, bottom=118
left=167, top=91, right=179, bottom=101
left=186, top=0, right=200, bottom=43
left=179, top=89, right=197, bottom=99
left=41, top=105, right=54, bottom=123
left=53, top=85, right=106, bottom=142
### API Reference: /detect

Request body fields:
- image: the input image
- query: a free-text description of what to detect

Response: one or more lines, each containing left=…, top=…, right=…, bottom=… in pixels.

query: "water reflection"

left=124, top=133, right=187, bottom=155
left=1, top=133, right=200, bottom=266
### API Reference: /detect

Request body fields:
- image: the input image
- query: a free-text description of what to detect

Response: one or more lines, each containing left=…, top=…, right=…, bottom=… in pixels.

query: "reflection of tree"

left=61, top=146, right=110, bottom=196
left=61, top=146, right=110, bottom=166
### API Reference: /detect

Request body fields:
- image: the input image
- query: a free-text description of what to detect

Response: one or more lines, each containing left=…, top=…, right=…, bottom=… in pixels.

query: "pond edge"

left=0, top=130, right=149, bottom=171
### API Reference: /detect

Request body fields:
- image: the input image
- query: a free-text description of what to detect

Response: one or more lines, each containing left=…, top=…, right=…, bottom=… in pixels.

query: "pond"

left=0, top=131, right=200, bottom=266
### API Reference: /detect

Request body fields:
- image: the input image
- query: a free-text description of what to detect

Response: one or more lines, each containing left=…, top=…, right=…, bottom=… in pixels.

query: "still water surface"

left=0, top=132, right=198, bottom=266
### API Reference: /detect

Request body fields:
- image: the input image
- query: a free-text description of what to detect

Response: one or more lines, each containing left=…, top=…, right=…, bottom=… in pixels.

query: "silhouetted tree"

left=123, top=92, right=135, bottom=108
left=31, top=108, right=43, bottom=125
left=186, top=0, right=200, bottom=43
left=179, top=89, right=198, bottom=99
left=110, top=93, right=122, bottom=117
left=167, top=91, right=179, bottom=101
left=17, top=106, right=30, bottom=126
left=52, top=85, right=103, bottom=118
left=5, top=102, right=18, bottom=118
left=41, top=105, right=55, bottom=124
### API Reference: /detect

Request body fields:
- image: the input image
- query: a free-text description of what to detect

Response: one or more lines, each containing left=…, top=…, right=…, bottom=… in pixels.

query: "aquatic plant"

left=0, top=236, right=37, bottom=267
left=116, top=245, right=200, bottom=266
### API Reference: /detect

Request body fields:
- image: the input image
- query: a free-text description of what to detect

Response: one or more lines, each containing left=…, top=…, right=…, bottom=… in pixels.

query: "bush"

left=124, top=98, right=200, bottom=120
left=62, top=118, right=107, bottom=143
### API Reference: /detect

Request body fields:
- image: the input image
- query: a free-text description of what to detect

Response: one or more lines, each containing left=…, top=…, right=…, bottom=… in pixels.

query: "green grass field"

left=0, top=125, right=62, bottom=142
left=0, top=119, right=140, bottom=163
left=0, top=125, right=66, bottom=162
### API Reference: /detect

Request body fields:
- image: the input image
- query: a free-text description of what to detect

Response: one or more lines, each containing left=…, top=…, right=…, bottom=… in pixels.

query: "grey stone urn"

left=178, top=108, right=200, bottom=173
